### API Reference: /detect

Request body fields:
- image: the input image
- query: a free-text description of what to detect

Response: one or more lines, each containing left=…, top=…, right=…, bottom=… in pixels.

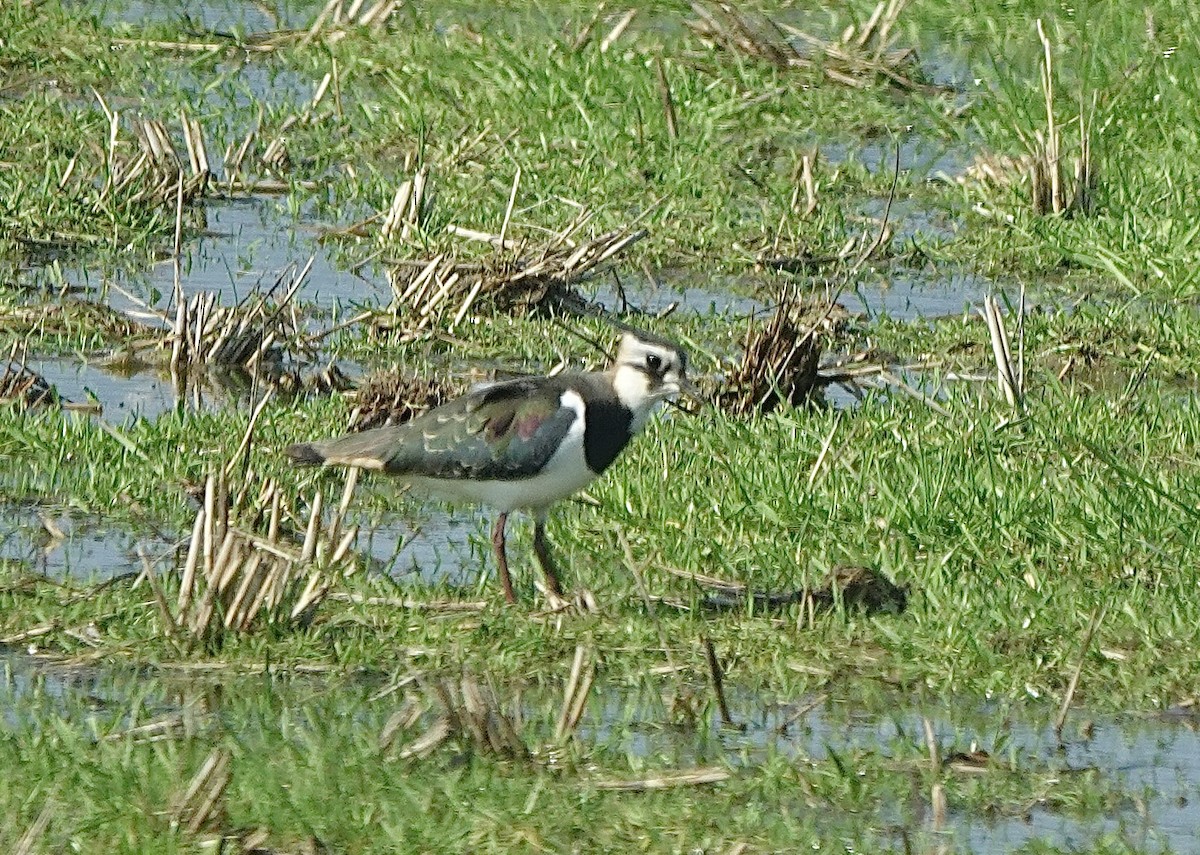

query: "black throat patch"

left=582, top=399, right=634, bottom=474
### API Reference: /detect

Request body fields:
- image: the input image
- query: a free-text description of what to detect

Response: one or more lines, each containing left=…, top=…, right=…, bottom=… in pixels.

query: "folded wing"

left=286, top=377, right=578, bottom=481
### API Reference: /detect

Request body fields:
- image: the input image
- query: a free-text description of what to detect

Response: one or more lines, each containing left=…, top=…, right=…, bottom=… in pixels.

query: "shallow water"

left=589, top=270, right=767, bottom=319
left=3, top=650, right=1198, bottom=853
left=850, top=269, right=995, bottom=322
left=86, top=0, right=315, bottom=33
left=68, top=196, right=382, bottom=314
left=349, top=504, right=491, bottom=589
left=31, top=357, right=180, bottom=421
left=0, top=503, right=177, bottom=583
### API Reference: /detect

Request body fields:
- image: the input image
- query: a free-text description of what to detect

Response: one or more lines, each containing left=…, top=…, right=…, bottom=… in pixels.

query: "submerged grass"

left=0, top=660, right=1168, bottom=853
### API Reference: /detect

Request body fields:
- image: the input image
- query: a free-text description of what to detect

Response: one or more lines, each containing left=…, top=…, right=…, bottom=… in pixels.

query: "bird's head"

left=609, top=331, right=695, bottom=429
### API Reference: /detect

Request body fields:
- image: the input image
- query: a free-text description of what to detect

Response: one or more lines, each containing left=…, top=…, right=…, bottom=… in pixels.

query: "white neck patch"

left=611, top=364, right=663, bottom=433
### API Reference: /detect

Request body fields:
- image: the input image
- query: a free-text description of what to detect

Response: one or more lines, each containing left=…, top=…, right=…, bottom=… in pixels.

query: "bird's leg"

left=532, top=514, right=565, bottom=598
left=491, top=513, right=517, bottom=604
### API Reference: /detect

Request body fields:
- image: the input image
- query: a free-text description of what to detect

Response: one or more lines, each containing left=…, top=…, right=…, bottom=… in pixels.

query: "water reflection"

left=2, top=652, right=1198, bottom=853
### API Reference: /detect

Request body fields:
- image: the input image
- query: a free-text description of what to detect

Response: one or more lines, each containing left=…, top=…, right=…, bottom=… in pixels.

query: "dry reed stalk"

left=571, top=4, right=606, bottom=51
left=165, top=468, right=359, bottom=643
left=170, top=749, right=231, bottom=836
left=981, top=292, right=1025, bottom=409
left=379, top=697, right=423, bottom=751
left=555, top=645, right=596, bottom=741
left=1055, top=604, right=1106, bottom=741
left=654, top=55, right=678, bottom=139
left=301, top=0, right=398, bottom=46
left=791, top=152, right=818, bottom=215
left=600, top=9, right=637, bottom=52
left=14, top=796, right=54, bottom=855
left=225, top=123, right=258, bottom=192
left=593, top=767, right=730, bottom=791
left=89, top=108, right=214, bottom=209
left=329, top=592, right=488, bottom=611
left=930, top=782, right=947, bottom=831
left=381, top=167, right=432, bottom=242
left=702, top=637, right=737, bottom=728
left=961, top=21, right=1095, bottom=216
left=223, top=388, right=276, bottom=479
left=498, top=167, right=521, bottom=251
left=387, top=226, right=647, bottom=330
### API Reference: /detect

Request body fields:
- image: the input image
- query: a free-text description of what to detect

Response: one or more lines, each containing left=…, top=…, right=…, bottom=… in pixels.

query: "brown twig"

left=703, top=637, right=738, bottom=728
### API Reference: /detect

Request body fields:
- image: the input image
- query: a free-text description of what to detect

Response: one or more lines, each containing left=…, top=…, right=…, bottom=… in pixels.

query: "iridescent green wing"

left=380, top=378, right=577, bottom=480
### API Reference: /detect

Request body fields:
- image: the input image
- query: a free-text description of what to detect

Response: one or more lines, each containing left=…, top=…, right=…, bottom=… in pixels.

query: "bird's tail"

left=284, top=431, right=390, bottom=471
left=284, top=442, right=328, bottom=466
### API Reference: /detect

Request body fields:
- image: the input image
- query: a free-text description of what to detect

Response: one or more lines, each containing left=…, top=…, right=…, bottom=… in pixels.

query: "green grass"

left=0, top=661, right=1164, bottom=853
left=3, top=303, right=1200, bottom=707
left=4, top=0, right=1200, bottom=851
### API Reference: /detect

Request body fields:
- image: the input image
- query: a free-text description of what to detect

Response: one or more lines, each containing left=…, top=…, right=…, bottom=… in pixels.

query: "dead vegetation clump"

left=386, top=227, right=647, bottom=332
left=85, top=95, right=212, bottom=211
left=167, top=261, right=313, bottom=388
left=347, top=369, right=465, bottom=432
left=145, top=467, right=360, bottom=645
left=0, top=297, right=155, bottom=344
left=378, top=167, right=647, bottom=331
left=716, top=288, right=833, bottom=415
left=960, top=20, right=1096, bottom=217
left=688, top=0, right=929, bottom=92
left=666, top=563, right=908, bottom=616
left=0, top=353, right=56, bottom=409
left=381, top=648, right=598, bottom=763
left=383, top=677, right=529, bottom=761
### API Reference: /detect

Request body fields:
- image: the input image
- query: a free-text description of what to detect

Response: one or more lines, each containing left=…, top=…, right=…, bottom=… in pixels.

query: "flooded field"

left=5, top=650, right=1200, bottom=852
left=6, top=0, right=1200, bottom=850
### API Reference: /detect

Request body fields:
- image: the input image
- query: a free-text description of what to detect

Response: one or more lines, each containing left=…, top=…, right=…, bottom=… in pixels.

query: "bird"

left=284, top=330, right=693, bottom=604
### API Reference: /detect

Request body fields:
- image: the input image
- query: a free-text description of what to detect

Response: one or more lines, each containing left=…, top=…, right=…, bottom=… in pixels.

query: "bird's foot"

left=537, top=585, right=598, bottom=615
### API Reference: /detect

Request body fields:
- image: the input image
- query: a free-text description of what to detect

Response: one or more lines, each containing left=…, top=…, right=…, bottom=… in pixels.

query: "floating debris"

left=716, top=288, right=834, bottom=415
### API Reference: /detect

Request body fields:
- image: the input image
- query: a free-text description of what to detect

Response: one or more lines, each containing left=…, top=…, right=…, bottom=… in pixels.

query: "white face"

left=610, top=333, right=690, bottom=429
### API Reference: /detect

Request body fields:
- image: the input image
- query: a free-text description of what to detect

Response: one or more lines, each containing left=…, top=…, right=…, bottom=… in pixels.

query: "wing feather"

left=290, top=377, right=578, bottom=481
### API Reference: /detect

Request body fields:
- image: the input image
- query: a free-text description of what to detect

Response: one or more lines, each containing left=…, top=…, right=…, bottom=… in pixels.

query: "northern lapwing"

left=285, top=330, right=693, bottom=603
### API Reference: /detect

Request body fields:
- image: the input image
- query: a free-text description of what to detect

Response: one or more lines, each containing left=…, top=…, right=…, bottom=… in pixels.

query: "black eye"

left=646, top=353, right=663, bottom=373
